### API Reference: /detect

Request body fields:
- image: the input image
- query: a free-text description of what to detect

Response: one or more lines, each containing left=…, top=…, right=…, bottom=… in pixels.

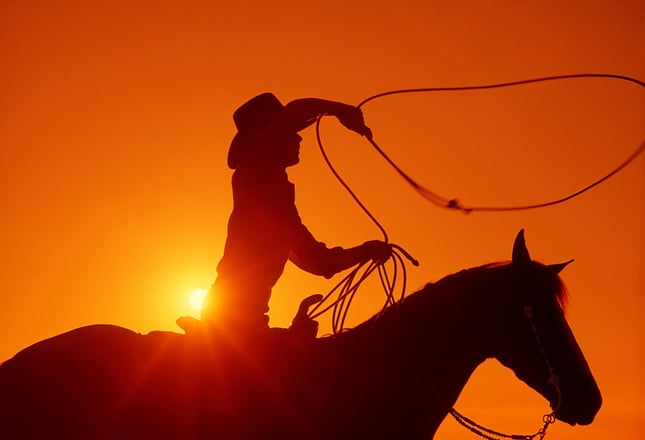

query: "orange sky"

left=1, top=1, right=643, bottom=438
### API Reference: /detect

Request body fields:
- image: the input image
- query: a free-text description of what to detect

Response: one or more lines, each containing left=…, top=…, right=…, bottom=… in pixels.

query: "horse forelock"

left=464, top=260, right=568, bottom=312
left=512, top=260, right=569, bottom=311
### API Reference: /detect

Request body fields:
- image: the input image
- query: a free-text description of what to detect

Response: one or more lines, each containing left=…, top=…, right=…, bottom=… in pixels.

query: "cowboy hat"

left=227, top=93, right=284, bottom=169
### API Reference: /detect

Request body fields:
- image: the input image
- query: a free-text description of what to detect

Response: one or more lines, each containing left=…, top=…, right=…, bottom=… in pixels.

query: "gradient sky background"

left=1, top=1, right=643, bottom=438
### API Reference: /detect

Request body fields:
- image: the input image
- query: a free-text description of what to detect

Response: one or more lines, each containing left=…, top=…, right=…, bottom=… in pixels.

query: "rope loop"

left=317, top=72, right=645, bottom=215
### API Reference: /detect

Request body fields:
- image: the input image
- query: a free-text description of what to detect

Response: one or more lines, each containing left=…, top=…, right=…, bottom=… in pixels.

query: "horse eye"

left=523, top=305, right=533, bottom=318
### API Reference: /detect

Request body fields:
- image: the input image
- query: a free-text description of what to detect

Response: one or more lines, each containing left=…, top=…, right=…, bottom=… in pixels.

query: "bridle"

left=449, top=304, right=561, bottom=440
left=522, top=304, right=562, bottom=414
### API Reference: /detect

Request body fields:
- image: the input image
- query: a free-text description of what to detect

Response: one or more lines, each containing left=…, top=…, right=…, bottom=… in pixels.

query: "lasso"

left=310, top=73, right=643, bottom=331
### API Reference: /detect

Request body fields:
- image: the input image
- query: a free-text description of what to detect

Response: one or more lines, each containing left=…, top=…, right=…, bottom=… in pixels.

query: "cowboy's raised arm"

left=278, top=98, right=372, bottom=139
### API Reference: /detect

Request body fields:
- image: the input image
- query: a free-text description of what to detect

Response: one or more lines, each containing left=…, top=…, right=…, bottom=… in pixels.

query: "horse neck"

left=324, top=267, right=501, bottom=437
left=400, top=269, right=499, bottom=399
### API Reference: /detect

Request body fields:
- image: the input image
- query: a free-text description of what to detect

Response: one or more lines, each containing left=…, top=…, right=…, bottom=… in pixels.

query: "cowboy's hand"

left=336, top=105, right=372, bottom=139
left=361, top=240, right=392, bottom=264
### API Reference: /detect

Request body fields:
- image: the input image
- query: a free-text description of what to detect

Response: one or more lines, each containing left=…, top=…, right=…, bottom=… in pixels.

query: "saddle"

left=176, top=293, right=323, bottom=340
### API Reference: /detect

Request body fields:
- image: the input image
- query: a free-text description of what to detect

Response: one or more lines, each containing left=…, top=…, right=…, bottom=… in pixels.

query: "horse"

left=0, top=230, right=601, bottom=439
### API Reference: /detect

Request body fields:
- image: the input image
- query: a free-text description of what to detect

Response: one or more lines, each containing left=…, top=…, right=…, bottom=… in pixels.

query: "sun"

left=189, top=288, right=207, bottom=312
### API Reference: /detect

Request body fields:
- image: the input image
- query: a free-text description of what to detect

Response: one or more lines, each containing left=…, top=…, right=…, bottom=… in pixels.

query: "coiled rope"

left=307, top=243, right=416, bottom=334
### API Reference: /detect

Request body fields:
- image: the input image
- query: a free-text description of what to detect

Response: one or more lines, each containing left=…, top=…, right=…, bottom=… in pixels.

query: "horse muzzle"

left=554, top=384, right=602, bottom=426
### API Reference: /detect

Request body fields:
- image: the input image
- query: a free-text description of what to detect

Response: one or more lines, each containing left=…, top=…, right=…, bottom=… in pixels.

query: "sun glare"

left=189, top=288, right=207, bottom=311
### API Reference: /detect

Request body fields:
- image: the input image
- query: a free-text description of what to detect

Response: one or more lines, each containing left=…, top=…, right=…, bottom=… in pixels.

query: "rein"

left=449, top=409, right=556, bottom=440
left=449, top=304, right=561, bottom=440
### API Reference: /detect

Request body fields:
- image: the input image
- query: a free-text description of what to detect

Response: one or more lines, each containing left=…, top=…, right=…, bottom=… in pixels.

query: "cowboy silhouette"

left=200, top=93, right=391, bottom=338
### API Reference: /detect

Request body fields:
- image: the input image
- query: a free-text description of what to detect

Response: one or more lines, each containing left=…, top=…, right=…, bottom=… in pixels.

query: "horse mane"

left=351, top=259, right=569, bottom=335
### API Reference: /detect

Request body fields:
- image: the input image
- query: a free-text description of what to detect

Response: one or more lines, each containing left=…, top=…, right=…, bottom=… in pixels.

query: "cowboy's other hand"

left=336, top=105, right=372, bottom=139
left=361, top=240, right=392, bottom=264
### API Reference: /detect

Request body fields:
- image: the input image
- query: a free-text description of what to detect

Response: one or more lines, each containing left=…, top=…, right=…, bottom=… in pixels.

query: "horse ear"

left=512, top=229, right=531, bottom=264
left=548, top=259, right=574, bottom=274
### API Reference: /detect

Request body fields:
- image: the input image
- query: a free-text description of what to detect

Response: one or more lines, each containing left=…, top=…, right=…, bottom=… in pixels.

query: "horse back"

left=0, top=324, right=201, bottom=438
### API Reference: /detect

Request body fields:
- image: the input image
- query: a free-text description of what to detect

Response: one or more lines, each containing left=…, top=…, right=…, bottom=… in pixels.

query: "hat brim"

left=228, top=130, right=253, bottom=169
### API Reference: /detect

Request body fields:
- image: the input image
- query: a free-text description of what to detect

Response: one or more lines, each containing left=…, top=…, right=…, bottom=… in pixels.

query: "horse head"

left=492, top=230, right=601, bottom=426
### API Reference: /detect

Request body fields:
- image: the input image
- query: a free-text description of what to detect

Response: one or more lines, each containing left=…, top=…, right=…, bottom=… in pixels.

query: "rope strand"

left=315, top=117, right=390, bottom=241
left=357, top=73, right=645, bottom=107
